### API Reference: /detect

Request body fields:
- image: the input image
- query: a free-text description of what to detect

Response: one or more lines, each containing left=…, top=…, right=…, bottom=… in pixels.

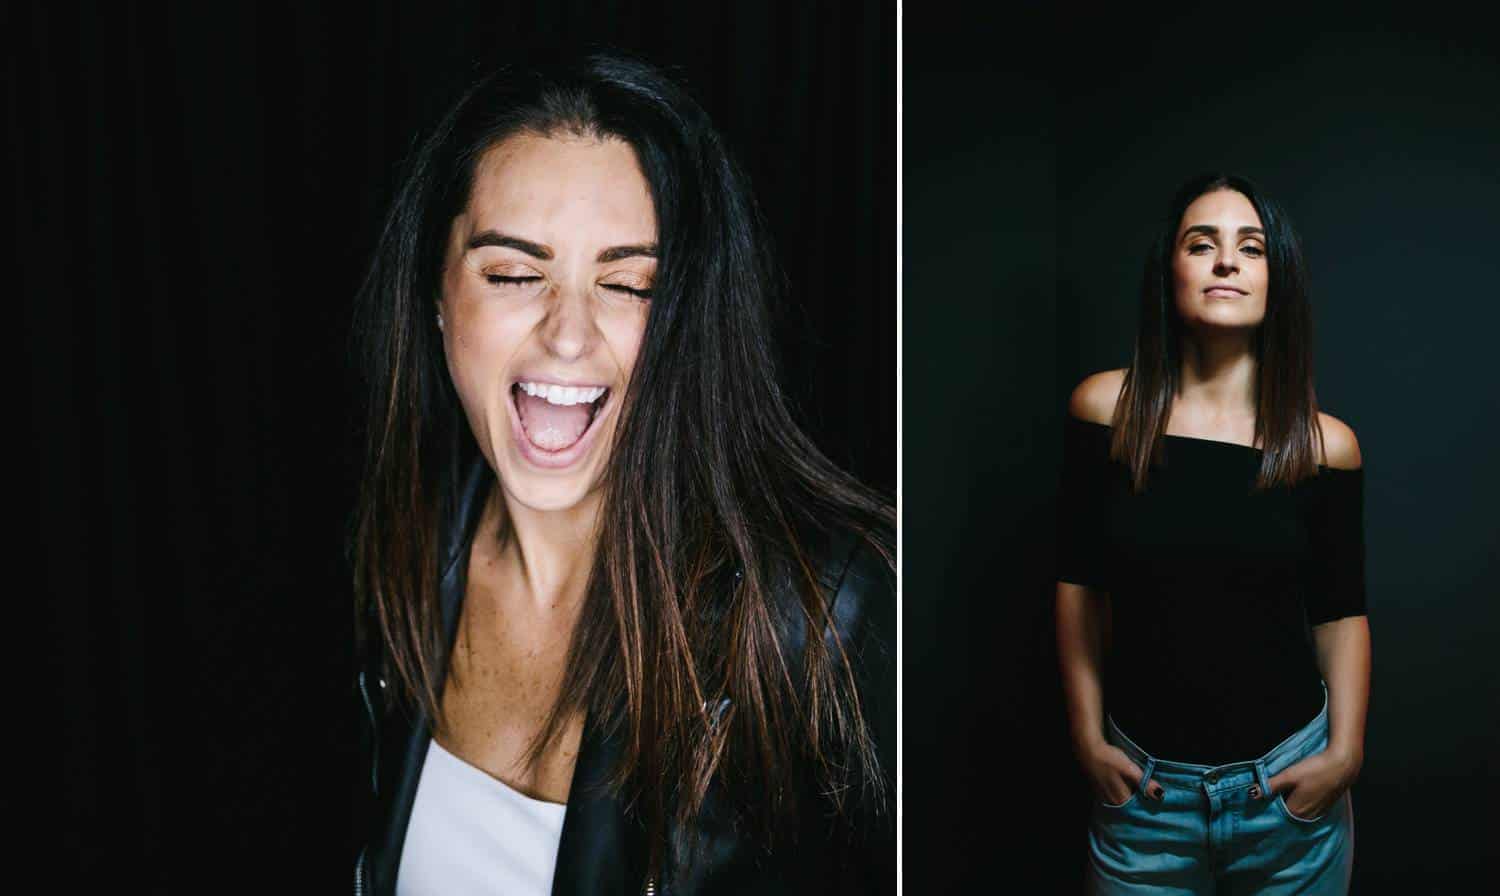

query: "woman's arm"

left=1313, top=614, right=1371, bottom=773
left=1306, top=414, right=1369, bottom=773
left=1266, top=614, right=1370, bottom=816
left=1056, top=581, right=1159, bottom=803
left=1056, top=581, right=1110, bottom=760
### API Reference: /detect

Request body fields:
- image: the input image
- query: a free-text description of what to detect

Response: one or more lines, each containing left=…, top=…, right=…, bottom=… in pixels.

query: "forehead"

left=461, top=132, right=657, bottom=246
left=1179, top=189, right=1263, bottom=232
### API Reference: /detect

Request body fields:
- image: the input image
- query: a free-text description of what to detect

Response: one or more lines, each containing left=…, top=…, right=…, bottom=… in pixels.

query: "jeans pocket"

left=1271, top=730, right=1337, bottom=824
left=1096, top=754, right=1154, bottom=811
left=1275, top=790, right=1330, bottom=824
left=1098, top=789, right=1141, bottom=811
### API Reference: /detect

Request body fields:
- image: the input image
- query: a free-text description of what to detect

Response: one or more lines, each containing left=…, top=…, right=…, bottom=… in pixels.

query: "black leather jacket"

left=352, top=453, right=896, bottom=895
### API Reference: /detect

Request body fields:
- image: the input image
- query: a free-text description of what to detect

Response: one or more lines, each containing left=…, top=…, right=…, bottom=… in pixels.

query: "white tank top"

left=396, top=737, right=569, bottom=896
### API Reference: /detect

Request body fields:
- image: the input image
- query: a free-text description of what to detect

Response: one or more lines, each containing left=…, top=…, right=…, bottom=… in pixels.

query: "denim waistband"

left=1102, top=680, right=1329, bottom=798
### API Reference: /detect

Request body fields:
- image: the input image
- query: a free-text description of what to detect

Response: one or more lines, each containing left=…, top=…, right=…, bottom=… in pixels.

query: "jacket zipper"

left=356, top=670, right=380, bottom=894
left=358, top=669, right=380, bottom=791
left=354, top=846, right=368, bottom=896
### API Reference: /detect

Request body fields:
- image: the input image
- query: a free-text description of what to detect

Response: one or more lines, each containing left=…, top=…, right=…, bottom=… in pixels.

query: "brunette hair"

left=1110, top=172, right=1328, bottom=492
left=347, top=52, right=893, bottom=877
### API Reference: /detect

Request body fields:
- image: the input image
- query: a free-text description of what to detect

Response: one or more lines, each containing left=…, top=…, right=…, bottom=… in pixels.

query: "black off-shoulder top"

left=1056, top=413, right=1368, bottom=765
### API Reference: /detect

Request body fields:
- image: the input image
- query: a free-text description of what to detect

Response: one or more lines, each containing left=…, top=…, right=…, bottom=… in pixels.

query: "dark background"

left=17, top=1, right=893, bottom=890
left=907, top=5, right=1499, bottom=893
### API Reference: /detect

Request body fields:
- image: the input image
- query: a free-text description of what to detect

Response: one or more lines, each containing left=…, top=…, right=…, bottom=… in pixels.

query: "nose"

left=538, top=280, right=598, bottom=362
left=1214, top=245, right=1239, bottom=273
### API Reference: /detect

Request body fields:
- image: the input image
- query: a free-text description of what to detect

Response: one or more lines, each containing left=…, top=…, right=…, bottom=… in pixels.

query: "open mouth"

left=510, top=381, right=612, bottom=455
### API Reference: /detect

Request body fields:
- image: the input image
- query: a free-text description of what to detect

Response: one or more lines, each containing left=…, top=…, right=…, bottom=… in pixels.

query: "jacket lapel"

left=370, top=449, right=646, bottom=896
left=550, top=704, right=648, bottom=895
left=369, top=450, right=493, bottom=896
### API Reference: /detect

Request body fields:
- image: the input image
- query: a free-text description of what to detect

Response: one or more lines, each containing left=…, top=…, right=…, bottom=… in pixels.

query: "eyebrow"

left=596, top=243, right=658, bottom=263
left=465, top=230, right=658, bottom=263
left=1182, top=224, right=1265, bottom=240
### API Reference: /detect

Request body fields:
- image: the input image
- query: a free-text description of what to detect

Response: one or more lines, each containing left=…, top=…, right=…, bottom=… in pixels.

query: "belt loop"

left=1253, top=759, right=1272, bottom=798
left=1138, top=756, right=1157, bottom=797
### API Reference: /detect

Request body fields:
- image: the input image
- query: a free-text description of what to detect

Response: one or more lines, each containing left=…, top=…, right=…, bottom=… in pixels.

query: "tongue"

left=515, top=390, right=592, bottom=451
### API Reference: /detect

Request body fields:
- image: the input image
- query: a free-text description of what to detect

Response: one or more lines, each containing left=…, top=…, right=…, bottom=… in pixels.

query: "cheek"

left=1182, top=251, right=1212, bottom=273
left=445, top=306, right=528, bottom=398
left=1171, top=259, right=1199, bottom=301
left=1171, top=257, right=1197, bottom=289
left=606, top=307, right=650, bottom=378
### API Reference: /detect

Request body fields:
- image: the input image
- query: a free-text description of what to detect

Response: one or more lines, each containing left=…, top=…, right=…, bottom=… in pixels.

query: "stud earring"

left=436, top=312, right=445, bottom=331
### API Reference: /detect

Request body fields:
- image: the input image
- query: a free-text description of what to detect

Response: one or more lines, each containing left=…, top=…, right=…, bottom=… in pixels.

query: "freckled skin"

left=439, top=552, right=583, bottom=803
left=438, top=132, right=654, bottom=516
left=431, top=133, right=656, bottom=804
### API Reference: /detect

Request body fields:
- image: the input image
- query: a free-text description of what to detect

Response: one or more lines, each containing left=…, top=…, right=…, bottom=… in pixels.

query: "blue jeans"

left=1086, top=682, right=1354, bottom=895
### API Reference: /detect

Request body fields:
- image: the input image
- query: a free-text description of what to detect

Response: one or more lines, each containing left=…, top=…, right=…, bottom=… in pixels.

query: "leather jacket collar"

left=354, top=449, right=894, bottom=895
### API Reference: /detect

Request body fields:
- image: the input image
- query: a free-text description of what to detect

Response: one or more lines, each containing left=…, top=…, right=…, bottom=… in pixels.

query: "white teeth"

left=516, top=382, right=607, bottom=406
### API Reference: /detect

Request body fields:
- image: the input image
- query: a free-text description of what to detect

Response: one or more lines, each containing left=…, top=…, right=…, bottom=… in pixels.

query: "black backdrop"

left=17, top=2, right=893, bottom=890
left=24, top=2, right=1500, bottom=892
left=906, top=5, right=1499, bottom=893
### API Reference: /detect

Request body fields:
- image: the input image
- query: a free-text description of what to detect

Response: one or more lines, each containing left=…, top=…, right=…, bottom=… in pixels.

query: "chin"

left=496, top=471, right=603, bottom=514
left=1192, top=318, right=1263, bottom=332
left=1180, top=302, right=1264, bottom=329
left=488, top=431, right=611, bottom=514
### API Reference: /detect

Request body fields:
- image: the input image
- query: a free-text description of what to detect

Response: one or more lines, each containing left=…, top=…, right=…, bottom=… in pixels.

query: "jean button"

left=1205, top=771, right=1219, bottom=783
left=1249, top=785, right=1260, bottom=798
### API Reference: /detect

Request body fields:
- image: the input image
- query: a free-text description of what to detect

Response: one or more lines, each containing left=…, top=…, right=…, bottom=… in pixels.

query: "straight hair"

left=1111, top=172, right=1327, bottom=492
left=347, top=52, right=894, bottom=880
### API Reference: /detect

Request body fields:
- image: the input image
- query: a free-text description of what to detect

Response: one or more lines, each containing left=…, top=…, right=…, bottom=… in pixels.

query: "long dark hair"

left=347, top=52, right=893, bottom=876
left=1111, top=172, right=1327, bottom=492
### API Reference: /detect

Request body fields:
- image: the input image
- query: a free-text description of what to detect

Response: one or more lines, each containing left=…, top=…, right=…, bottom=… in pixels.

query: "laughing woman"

left=347, top=55, right=895, bottom=896
left=1055, top=173, right=1371, bottom=895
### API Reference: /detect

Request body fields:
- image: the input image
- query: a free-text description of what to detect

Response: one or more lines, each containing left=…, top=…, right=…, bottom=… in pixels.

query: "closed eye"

left=485, top=275, right=542, bottom=286
left=603, top=284, right=653, bottom=299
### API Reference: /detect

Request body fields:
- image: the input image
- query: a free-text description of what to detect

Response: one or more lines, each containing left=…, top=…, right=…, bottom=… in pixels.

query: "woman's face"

left=438, top=132, right=656, bottom=513
left=1171, top=188, right=1269, bottom=330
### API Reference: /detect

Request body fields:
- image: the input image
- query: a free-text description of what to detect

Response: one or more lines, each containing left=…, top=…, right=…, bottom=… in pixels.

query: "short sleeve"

left=1056, top=416, right=1111, bottom=590
left=1302, top=467, right=1368, bottom=625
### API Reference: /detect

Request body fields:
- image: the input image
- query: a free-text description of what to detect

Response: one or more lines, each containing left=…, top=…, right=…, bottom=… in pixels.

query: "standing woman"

left=1055, top=173, right=1370, bottom=895
left=347, top=55, right=895, bottom=895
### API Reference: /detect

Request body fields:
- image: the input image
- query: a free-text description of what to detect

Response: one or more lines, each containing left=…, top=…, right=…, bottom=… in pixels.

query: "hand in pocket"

left=1083, top=742, right=1163, bottom=805
left=1267, top=749, right=1358, bottom=820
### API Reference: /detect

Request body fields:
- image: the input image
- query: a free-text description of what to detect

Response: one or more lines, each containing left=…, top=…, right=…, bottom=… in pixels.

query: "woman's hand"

left=1081, top=741, right=1164, bottom=805
left=1266, top=746, right=1362, bottom=819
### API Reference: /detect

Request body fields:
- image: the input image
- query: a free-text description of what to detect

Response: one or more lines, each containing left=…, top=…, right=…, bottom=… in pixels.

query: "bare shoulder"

left=1067, top=368, right=1127, bottom=425
left=1316, top=412, right=1363, bottom=470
